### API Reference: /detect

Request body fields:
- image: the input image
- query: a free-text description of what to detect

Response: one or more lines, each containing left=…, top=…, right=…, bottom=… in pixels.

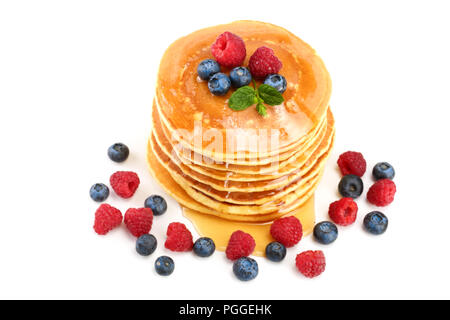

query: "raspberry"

left=124, top=208, right=153, bottom=237
left=295, top=250, right=326, bottom=278
left=248, top=46, right=282, bottom=79
left=165, top=222, right=193, bottom=252
left=225, top=230, right=256, bottom=260
left=110, top=171, right=140, bottom=198
left=93, top=204, right=122, bottom=235
left=337, top=151, right=367, bottom=177
left=367, top=179, right=396, bottom=206
left=211, top=32, right=246, bottom=68
left=328, top=197, right=358, bottom=226
left=270, top=216, right=303, bottom=247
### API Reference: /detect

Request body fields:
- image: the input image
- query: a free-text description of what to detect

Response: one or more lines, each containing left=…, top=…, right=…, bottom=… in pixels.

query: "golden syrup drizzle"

left=182, top=195, right=315, bottom=256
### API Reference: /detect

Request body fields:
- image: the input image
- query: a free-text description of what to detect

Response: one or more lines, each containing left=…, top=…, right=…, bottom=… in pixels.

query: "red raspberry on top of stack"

left=248, top=46, right=282, bottom=79
left=211, top=32, right=246, bottom=68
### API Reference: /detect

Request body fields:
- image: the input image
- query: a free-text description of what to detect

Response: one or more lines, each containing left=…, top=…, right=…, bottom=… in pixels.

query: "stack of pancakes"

left=148, top=21, right=335, bottom=245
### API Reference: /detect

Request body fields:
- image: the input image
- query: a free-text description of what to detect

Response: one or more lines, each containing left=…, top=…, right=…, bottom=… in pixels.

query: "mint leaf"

left=256, top=102, right=267, bottom=117
left=227, top=81, right=285, bottom=117
left=228, top=86, right=257, bottom=111
left=258, top=84, right=284, bottom=106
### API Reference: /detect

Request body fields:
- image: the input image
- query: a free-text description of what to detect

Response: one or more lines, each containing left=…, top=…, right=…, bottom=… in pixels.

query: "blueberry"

left=313, top=221, right=338, bottom=244
left=107, top=143, right=129, bottom=163
left=233, top=257, right=258, bottom=281
left=197, top=59, right=221, bottom=81
left=193, top=237, right=216, bottom=257
left=373, top=162, right=395, bottom=180
left=136, top=234, right=157, bottom=256
left=89, top=183, right=109, bottom=202
left=229, top=67, right=252, bottom=88
left=364, top=211, right=388, bottom=235
left=144, top=195, right=167, bottom=216
left=208, top=73, right=231, bottom=96
left=155, top=256, right=174, bottom=276
left=338, top=174, right=364, bottom=199
left=264, top=74, right=287, bottom=93
left=265, top=242, right=286, bottom=262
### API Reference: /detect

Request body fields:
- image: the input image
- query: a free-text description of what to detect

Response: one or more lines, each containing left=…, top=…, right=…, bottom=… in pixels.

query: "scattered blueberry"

left=233, top=257, right=258, bottom=281
left=193, top=237, right=216, bottom=257
left=208, top=73, right=231, bottom=96
left=363, top=211, right=388, bottom=235
left=197, top=59, right=221, bottom=81
left=136, top=234, right=157, bottom=256
left=373, top=162, right=395, bottom=180
left=107, top=143, right=129, bottom=163
left=265, top=242, right=286, bottom=262
left=144, top=195, right=167, bottom=216
left=155, top=256, right=175, bottom=276
left=313, top=221, right=338, bottom=244
left=338, top=174, right=364, bottom=199
left=229, top=67, right=252, bottom=88
left=264, top=74, right=287, bottom=93
left=89, top=183, right=109, bottom=202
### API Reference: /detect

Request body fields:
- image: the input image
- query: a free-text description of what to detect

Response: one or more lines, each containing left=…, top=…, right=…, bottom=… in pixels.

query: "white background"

left=0, top=0, right=449, bottom=300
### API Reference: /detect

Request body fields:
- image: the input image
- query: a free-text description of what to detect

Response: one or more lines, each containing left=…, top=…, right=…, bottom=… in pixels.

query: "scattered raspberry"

left=93, top=204, right=122, bottom=235
left=337, top=151, right=367, bottom=177
left=110, top=171, right=140, bottom=198
left=248, top=46, right=282, bottom=79
left=225, top=230, right=256, bottom=260
left=295, top=250, right=326, bottom=278
left=165, top=222, right=194, bottom=252
left=328, top=197, right=358, bottom=226
left=124, top=208, right=153, bottom=237
left=367, top=179, right=396, bottom=206
left=270, top=216, right=303, bottom=247
left=211, top=32, right=246, bottom=68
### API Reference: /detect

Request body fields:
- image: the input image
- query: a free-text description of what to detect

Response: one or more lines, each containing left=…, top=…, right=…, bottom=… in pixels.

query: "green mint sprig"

left=228, top=80, right=284, bottom=117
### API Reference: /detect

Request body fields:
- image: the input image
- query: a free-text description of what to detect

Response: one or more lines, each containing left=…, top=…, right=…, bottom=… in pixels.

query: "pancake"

left=150, top=109, right=335, bottom=203
left=161, top=108, right=327, bottom=167
left=147, top=133, right=334, bottom=222
left=152, top=133, right=321, bottom=205
left=153, top=128, right=320, bottom=192
left=156, top=20, right=331, bottom=160
left=152, top=103, right=334, bottom=189
left=156, top=97, right=328, bottom=166
left=164, top=108, right=328, bottom=172
left=149, top=126, right=334, bottom=213
left=147, top=21, right=335, bottom=252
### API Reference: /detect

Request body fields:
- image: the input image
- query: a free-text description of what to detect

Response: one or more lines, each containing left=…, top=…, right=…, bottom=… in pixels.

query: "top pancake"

left=156, top=20, right=332, bottom=161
